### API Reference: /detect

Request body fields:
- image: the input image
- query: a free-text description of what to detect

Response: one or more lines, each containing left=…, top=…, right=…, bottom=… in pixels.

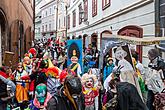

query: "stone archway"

left=0, top=9, right=8, bottom=66
left=118, top=25, right=143, bottom=62
left=10, top=20, right=24, bottom=64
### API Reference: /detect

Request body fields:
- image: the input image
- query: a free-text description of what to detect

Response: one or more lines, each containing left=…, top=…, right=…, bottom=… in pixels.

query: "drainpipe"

left=65, top=5, right=68, bottom=39
left=155, top=0, right=160, bottom=37
left=56, top=0, right=59, bottom=38
left=0, top=25, right=2, bottom=66
left=33, top=0, right=36, bottom=40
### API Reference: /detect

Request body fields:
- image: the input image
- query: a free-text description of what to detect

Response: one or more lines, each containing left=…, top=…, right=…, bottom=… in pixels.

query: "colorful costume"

left=68, top=43, right=82, bottom=77
left=81, top=73, right=99, bottom=110
left=103, top=57, right=114, bottom=81
left=15, top=63, right=29, bottom=103
left=47, top=76, right=85, bottom=110
left=46, top=59, right=61, bottom=96
left=29, top=83, right=52, bottom=110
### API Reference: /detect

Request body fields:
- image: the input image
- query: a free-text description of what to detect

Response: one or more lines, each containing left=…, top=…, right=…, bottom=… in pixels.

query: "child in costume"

left=103, top=57, right=115, bottom=81
left=81, top=71, right=99, bottom=110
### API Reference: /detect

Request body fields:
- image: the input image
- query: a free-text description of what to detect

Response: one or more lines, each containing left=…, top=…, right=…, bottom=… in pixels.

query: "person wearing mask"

left=46, top=76, right=85, bottom=110
left=146, top=49, right=165, bottom=110
left=14, top=63, right=29, bottom=109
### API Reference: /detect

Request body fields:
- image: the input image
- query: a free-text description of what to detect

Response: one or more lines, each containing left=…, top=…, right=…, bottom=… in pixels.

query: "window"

left=160, top=0, right=165, bottom=36
left=79, top=3, right=83, bottom=24
left=38, top=27, right=40, bottom=33
left=59, top=19, right=60, bottom=29
left=46, top=10, right=47, bottom=17
left=92, top=0, right=97, bottom=17
left=42, top=11, right=44, bottom=18
left=50, top=8, right=52, bottom=15
left=68, top=15, right=70, bottom=29
left=42, top=26, right=44, bottom=32
left=45, top=25, right=47, bottom=32
left=102, top=0, right=111, bottom=10
left=73, top=10, right=76, bottom=27
left=64, top=17, right=65, bottom=26
left=49, top=24, right=51, bottom=31
left=84, top=0, right=88, bottom=21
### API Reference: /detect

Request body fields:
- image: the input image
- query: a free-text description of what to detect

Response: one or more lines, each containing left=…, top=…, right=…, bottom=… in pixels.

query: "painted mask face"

left=71, top=56, right=78, bottom=63
left=115, top=50, right=124, bottom=60
left=35, top=84, right=47, bottom=105
left=17, top=66, right=23, bottom=73
left=85, top=78, right=94, bottom=88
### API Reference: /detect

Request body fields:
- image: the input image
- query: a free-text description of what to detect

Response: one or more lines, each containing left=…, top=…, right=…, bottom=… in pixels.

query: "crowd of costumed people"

left=0, top=38, right=165, bottom=110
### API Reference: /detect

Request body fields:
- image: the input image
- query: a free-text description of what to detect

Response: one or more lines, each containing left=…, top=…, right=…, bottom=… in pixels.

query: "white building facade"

left=40, top=0, right=57, bottom=39
left=35, top=0, right=50, bottom=39
left=67, top=0, right=155, bottom=66
left=35, top=0, right=67, bottom=40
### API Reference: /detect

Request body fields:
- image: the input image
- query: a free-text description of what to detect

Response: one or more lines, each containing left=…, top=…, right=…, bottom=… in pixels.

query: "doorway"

left=0, top=9, right=8, bottom=66
left=91, top=33, right=98, bottom=48
left=118, top=25, right=143, bottom=62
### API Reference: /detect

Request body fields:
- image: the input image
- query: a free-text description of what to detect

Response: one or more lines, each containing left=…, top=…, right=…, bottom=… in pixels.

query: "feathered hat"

left=45, top=59, right=61, bottom=78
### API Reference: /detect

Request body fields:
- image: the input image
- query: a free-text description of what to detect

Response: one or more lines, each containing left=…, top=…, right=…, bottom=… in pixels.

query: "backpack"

left=102, top=91, right=118, bottom=110
left=154, top=90, right=165, bottom=110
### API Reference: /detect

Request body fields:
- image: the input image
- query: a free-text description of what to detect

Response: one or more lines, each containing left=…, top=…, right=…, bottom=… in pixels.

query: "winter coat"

left=116, top=82, right=148, bottom=110
left=103, top=64, right=114, bottom=81
left=46, top=87, right=85, bottom=110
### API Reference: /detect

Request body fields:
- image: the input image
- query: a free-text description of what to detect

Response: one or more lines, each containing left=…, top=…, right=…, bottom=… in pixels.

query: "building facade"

left=39, top=0, right=67, bottom=41
left=0, top=0, right=34, bottom=66
left=67, top=0, right=156, bottom=66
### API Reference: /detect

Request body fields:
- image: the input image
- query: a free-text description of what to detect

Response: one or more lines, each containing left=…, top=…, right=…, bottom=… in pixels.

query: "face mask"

left=18, top=68, right=23, bottom=73
left=64, top=77, right=82, bottom=110
left=35, top=84, right=47, bottom=105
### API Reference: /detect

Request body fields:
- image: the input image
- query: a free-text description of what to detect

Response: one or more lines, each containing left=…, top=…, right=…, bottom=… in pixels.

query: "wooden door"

left=25, top=26, right=32, bottom=52
left=10, top=20, right=19, bottom=66
left=91, top=33, right=97, bottom=48
left=118, top=25, right=143, bottom=62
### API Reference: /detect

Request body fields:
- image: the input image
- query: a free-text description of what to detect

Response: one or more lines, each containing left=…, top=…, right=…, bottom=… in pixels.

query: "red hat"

left=28, top=48, right=37, bottom=56
left=46, top=67, right=59, bottom=78
left=0, top=71, right=8, bottom=79
left=59, top=69, right=75, bottom=83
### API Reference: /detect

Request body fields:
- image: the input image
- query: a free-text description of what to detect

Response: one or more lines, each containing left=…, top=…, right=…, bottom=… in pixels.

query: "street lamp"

left=79, top=9, right=89, bottom=25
